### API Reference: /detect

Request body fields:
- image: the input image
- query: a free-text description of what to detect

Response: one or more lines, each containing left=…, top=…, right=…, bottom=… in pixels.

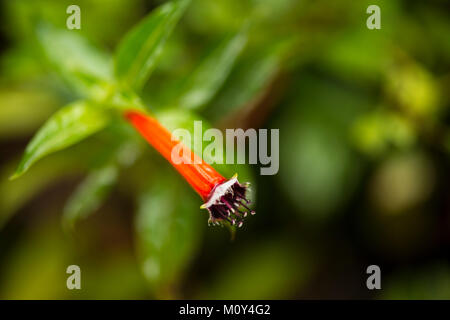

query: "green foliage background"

left=0, top=0, right=449, bottom=299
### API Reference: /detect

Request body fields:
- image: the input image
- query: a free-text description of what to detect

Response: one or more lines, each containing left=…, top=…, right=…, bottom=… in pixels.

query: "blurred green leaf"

left=320, top=29, right=389, bottom=83
left=275, top=75, right=366, bottom=221
left=63, top=164, right=118, bottom=230
left=352, top=109, right=416, bottom=156
left=197, top=240, right=313, bottom=299
left=80, top=253, right=149, bottom=299
left=0, top=150, right=85, bottom=228
left=37, top=24, right=112, bottom=98
left=0, top=86, right=60, bottom=139
left=0, top=218, right=70, bottom=299
left=206, top=46, right=281, bottom=120
left=383, top=264, right=450, bottom=299
left=114, top=0, right=190, bottom=90
left=0, top=44, right=46, bottom=81
left=171, top=31, right=247, bottom=110
left=62, top=129, right=142, bottom=229
left=11, top=101, right=111, bottom=179
left=106, top=87, right=147, bottom=112
left=3, top=0, right=145, bottom=45
left=135, top=170, right=202, bottom=295
left=184, top=0, right=250, bottom=34
left=420, top=7, right=450, bottom=64
left=385, top=59, right=440, bottom=117
left=281, top=122, right=357, bottom=219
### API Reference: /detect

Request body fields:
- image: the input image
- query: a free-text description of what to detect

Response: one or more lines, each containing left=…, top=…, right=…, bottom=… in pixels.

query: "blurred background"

left=1, top=0, right=450, bottom=299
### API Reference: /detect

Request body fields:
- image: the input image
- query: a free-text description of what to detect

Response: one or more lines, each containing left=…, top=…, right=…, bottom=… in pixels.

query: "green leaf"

left=0, top=148, right=86, bottom=229
left=37, top=24, right=113, bottom=98
left=114, top=0, right=190, bottom=90
left=205, top=46, right=280, bottom=120
left=11, top=101, right=111, bottom=179
left=174, top=31, right=247, bottom=110
left=135, top=170, right=202, bottom=293
left=63, top=164, right=118, bottom=230
left=62, top=134, right=141, bottom=229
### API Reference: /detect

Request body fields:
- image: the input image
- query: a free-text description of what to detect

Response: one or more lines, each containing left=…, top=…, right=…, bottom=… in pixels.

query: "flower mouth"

left=201, top=174, right=255, bottom=227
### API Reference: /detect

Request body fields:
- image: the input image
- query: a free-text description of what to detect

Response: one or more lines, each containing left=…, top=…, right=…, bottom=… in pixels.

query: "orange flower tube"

left=124, top=110, right=254, bottom=227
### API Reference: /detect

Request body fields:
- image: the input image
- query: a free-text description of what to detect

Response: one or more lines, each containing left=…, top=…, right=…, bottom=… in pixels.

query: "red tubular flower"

left=124, top=110, right=254, bottom=227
